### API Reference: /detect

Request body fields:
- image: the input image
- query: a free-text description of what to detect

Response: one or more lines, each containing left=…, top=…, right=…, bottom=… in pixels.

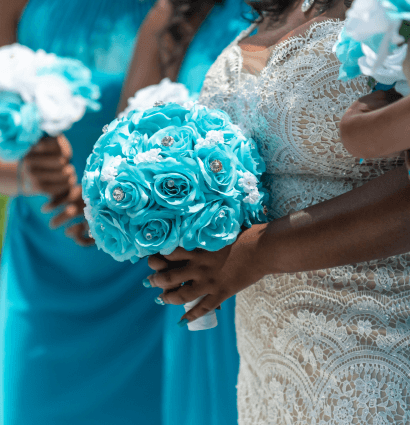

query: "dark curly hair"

left=159, top=0, right=225, bottom=78
left=246, top=0, right=343, bottom=21
left=159, top=0, right=350, bottom=76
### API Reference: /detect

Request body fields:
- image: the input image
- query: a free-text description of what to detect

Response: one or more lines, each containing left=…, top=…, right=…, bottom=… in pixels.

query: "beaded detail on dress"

left=199, top=20, right=410, bottom=425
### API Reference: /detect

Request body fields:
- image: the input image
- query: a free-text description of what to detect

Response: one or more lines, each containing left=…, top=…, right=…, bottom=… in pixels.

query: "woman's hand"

left=22, top=135, right=76, bottom=197
left=46, top=184, right=95, bottom=247
left=147, top=225, right=267, bottom=324
left=340, top=89, right=406, bottom=158
left=24, top=135, right=94, bottom=247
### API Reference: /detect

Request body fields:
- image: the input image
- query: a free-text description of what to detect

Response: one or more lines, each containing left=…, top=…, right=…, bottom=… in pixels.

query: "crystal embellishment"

left=112, top=187, right=125, bottom=202
left=154, top=101, right=165, bottom=107
left=161, top=136, right=175, bottom=147
left=301, top=0, right=315, bottom=12
left=166, top=180, right=175, bottom=188
left=102, top=124, right=109, bottom=134
left=210, top=159, right=223, bottom=173
left=145, top=233, right=153, bottom=240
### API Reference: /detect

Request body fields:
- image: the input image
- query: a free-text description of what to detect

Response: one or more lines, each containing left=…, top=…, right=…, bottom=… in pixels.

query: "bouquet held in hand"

left=82, top=100, right=268, bottom=331
left=0, top=44, right=101, bottom=161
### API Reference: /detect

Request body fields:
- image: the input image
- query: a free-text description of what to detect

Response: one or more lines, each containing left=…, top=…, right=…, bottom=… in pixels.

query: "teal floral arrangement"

left=0, top=44, right=101, bottom=162
left=82, top=101, right=268, bottom=330
left=333, top=0, right=410, bottom=95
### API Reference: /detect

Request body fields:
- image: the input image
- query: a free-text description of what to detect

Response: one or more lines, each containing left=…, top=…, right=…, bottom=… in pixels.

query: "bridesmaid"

left=120, top=1, right=250, bottom=424
left=0, top=1, right=167, bottom=424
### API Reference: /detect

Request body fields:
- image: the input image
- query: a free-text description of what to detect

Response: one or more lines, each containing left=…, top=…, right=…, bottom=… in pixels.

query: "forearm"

left=341, top=94, right=410, bottom=158
left=257, top=166, right=410, bottom=275
left=0, top=161, right=19, bottom=197
left=117, top=0, right=172, bottom=114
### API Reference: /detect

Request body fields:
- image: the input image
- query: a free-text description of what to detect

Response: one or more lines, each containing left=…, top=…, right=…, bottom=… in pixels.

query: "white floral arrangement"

left=119, top=78, right=194, bottom=118
left=0, top=44, right=101, bottom=161
left=334, top=0, right=410, bottom=96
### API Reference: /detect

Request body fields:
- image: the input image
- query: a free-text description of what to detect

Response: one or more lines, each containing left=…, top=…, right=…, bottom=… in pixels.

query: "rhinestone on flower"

left=263, top=206, right=268, bottom=216
left=154, top=101, right=165, bottom=107
left=102, top=124, right=109, bottom=134
left=161, top=136, right=175, bottom=147
left=210, top=159, right=223, bottom=173
left=145, top=232, right=153, bottom=240
left=219, top=211, right=226, bottom=218
left=166, top=180, right=175, bottom=188
left=112, top=187, right=125, bottom=202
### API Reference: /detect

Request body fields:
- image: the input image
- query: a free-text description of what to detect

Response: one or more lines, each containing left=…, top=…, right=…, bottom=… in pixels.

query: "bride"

left=148, top=0, right=410, bottom=423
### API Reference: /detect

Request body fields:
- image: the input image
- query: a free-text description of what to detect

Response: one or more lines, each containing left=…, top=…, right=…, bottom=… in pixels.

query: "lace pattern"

left=199, top=20, right=410, bottom=425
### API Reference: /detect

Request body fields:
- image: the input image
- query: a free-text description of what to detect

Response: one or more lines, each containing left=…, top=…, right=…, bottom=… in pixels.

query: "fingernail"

left=142, top=278, right=151, bottom=288
left=177, top=318, right=189, bottom=328
left=155, top=297, right=165, bottom=306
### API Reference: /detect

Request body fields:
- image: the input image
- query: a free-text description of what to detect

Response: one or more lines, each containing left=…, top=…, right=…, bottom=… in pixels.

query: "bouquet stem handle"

left=184, top=295, right=218, bottom=331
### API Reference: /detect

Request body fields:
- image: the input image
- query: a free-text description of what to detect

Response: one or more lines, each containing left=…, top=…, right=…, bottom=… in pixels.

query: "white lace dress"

left=199, top=20, right=410, bottom=425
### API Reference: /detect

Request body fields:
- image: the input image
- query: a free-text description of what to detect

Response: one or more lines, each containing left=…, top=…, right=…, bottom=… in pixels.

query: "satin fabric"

left=0, top=1, right=164, bottom=424
left=163, top=2, right=251, bottom=424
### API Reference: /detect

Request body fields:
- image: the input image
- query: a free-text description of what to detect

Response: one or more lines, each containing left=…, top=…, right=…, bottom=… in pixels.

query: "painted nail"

left=155, top=297, right=165, bottom=306
left=142, top=278, right=151, bottom=288
left=177, top=318, right=189, bottom=328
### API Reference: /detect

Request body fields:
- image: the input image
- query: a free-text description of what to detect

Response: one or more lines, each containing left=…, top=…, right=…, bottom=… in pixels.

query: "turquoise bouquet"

left=82, top=101, right=268, bottom=330
left=333, top=0, right=410, bottom=95
left=0, top=44, right=101, bottom=162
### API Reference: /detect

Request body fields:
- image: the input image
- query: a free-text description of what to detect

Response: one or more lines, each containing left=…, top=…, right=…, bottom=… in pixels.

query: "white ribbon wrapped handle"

left=184, top=295, right=218, bottom=331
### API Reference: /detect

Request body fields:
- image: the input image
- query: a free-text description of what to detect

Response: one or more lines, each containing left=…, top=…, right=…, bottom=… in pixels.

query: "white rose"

left=345, top=0, right=403, bottom=70
left=359, top=43, right=408, bottom=84
left=34, top=75, right=86, bottom=136
left=121, top=78, right=191, bottom=116
left=0, top=44, right=37, bottom=100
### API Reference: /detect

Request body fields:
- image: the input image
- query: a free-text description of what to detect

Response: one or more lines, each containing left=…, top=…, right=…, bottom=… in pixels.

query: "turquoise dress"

left=0, top=1, right=163, bottom=424
left=163, top=2, right=250, bottom=424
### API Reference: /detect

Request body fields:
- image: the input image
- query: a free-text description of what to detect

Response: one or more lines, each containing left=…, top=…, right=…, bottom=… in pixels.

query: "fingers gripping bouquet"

left=0, top=44, right=101, bottom=162
left=82, top=101, right=268, bottom=331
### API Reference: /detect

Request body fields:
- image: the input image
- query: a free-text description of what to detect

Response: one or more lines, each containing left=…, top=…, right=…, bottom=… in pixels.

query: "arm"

left=340, top=90, right=410, bottom=158
left=117, top=0, right=172, bottom=113
left=147, top=165, right=410, bottom=323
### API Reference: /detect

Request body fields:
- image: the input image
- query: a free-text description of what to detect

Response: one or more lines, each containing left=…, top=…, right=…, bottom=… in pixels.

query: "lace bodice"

left=199, top=20, right=410, bottom=425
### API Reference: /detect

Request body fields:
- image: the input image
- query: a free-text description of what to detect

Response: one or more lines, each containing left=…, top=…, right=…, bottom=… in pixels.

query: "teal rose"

left=186, top=104, right=232, bottom=137
left=130, top=103, right=189, bottom=137
left=130, top=209, right=181, bottom=257
left=241, top=185, right=269, bottom=228
left=0, top=92, right=43, bottom=162
left=139, top=156, right=206, bottom=213
left=105, top=162, right=151, bottom=217
left=146, top=123, right=200, bottom=155
left=334, top=28, right=364, bottom=81
left=194, top=144, right=239, bottom=198
left=233, top=138, right=266, bottom=177
left=91, top=208, right=139, bottom=263
left=180, top=197, right=241, bottom=251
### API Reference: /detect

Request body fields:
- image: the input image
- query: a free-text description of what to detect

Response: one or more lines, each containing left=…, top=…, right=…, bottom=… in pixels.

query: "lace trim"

left=199, top=18, right=410, bottom=425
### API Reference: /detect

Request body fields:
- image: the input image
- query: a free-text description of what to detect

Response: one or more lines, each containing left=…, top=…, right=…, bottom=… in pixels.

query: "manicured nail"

left=177, top=318, right=189, bottom=328
left=142, top=278, right=151, bottom=288
left=155, top=297, right=165, bottom=306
